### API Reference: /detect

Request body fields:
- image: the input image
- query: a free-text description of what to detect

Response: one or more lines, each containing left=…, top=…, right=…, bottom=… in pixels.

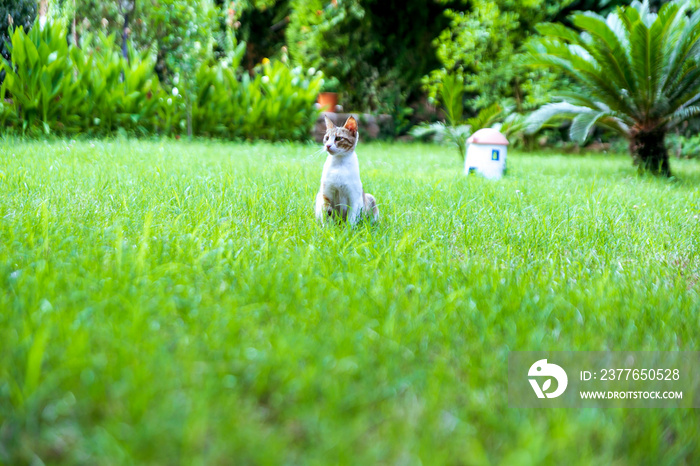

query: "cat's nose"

left=325, top=144, right=332, bottom=150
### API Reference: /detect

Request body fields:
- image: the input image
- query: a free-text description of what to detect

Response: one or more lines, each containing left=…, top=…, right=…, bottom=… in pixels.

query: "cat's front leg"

left=347, top=197, right=365, bottom=225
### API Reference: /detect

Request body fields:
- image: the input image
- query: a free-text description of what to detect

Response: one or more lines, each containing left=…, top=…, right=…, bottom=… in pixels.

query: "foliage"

left=233, top=0, right=292, bottom=69
left=244, top=61, right=323, bottom=140
left=494, top=112, right=529, bottom=147
left=1, top=21, right=87, bottom=134
left=287, top=0, right=458, bottom=127
left=424, top=0, right=577, bottom=113
left=524, top=0, right=700, bottom=176
left=63, top=0, right=263, bottom=76
left=49, top=0, right=128, bottom=45
left=0, top=0, right=37, bottom=63
left=421, top=1, right=652, bottom=127
left=137, top=0, right=219, bottom=84
left=439, top=73, right=464, bottom=127
left=51, top=0, right=222, bottom=85
left=0, top=20, right=165, bottom=135
left=50, top=1, right=296, bottom=138
left=320, top=75, right=340, bottom=92
left=552, top=0, right=637, bottom=23
left=410, top=74, right=519, bottom=158
left=669, top=133, right=700, bottom=159
left=190, top=55, right=323, bottom=140
left=2, top=139, right=700, bottom=463
left=75, top=33, right=165, bottom=135
left=0, top=19, right=321, bottom=140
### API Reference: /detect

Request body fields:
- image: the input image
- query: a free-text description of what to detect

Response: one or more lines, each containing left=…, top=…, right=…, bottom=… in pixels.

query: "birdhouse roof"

left=467, top=128, right=510, bottom=146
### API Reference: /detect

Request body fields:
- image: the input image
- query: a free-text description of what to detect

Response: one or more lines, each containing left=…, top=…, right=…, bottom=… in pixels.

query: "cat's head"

left=323, top=115, right=358, bottom=156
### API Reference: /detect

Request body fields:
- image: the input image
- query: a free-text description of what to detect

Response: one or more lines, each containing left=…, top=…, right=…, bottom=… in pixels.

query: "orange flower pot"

left=317, top=92, right=338, bottom=112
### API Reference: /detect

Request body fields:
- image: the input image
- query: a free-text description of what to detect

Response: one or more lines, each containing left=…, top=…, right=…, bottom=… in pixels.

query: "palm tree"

left=525, top=0, right=700, bottom=176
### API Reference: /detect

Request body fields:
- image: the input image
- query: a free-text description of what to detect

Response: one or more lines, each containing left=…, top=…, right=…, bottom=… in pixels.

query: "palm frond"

left=535, top=22, right=586, bottom=45
left=628, top=19, right=654, bottom=114
left=525, top=102, right=590, bottom=134
left=661, top=8, right=700, bottom=96
left=666, top=66, right=700, bottom=114
left=605, top=11, right=630, bottom=51
left=495, top=112, right=527, bottom=139
left=466, top=103, right=502, bottom=132
left=408, top=122, right=447, bottom=141
left=572, top=12, right=636, bottom=98
left=570, top=111, right=606, bottom=142
left=669, top=105, right=700, bottom=126
left=524, top=42, right=636, bottom=115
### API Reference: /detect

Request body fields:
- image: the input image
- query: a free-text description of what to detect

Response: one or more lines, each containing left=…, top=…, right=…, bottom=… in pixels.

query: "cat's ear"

left=324, top=115, right=335, bottom=130
left=343, top=116, right=358, bottom=134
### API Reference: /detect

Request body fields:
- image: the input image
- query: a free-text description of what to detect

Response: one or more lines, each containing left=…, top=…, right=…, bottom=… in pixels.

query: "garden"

left=1, top=0, right=700, bottom=464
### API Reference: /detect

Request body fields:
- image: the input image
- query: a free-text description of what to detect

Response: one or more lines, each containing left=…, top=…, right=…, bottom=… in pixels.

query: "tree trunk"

left=629, top=128, right=671, bottom=177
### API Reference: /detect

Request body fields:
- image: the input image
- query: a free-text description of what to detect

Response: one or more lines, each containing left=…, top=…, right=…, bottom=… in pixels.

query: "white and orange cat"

left=315, top=115, right=378, bottom=225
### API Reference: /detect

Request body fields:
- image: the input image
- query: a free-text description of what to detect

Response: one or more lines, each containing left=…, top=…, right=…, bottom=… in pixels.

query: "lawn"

left=1, top=139, right=699, bottom=464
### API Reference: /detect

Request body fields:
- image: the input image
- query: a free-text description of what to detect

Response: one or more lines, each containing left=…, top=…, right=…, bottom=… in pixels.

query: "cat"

left=315, top=115, right=379, bottom=225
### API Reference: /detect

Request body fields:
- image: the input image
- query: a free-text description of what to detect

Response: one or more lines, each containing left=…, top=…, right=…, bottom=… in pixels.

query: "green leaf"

left=440, top=74, right=464, bottom=126
left=24, top=36, right=39, bottom=68
left=570, top=111, right=604, bottom=143
left=525, top=102, right=588, bottom=134
left=466, top=103, right=502, bottom=133
left=11, top=28, right=26, bottom=67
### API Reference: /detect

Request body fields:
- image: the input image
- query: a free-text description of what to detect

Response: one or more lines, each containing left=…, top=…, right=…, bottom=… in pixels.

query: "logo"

left=528, top=359, right=568, bottom=398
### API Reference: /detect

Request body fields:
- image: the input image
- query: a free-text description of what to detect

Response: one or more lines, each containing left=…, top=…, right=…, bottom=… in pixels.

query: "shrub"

left=233, top=0, right=291, bottom=69
left=74, top=33, right=166, bottom=135
left=0, top=19, right=321, bottom=141
left=190, top=56, right=323, bottom=140
left=0, top=20, right=165, bottom=135
left=1, top=21, right=87, bottom=134
left=52, top=0, right=221, bottom=82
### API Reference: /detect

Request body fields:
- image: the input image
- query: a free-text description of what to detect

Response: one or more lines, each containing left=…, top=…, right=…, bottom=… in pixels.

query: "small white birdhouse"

left=465, top=128, right=509, bottom=180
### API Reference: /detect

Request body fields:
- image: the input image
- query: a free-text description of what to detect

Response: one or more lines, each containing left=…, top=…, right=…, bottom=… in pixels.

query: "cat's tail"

left=363, top=193, right=379, bottom=222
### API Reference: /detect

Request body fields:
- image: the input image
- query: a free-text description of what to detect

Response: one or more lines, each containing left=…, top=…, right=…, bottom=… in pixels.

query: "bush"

left=189, top=50, right=323, bottom=140
left=0, top=20, right=165, bottom=135
left=1, top=21, right=87, bottom=134
left=0, top=19, right=322, bottom=140
left=233, top=0, right=291, bottom=69
left=75, top=33, right=166, bottom=135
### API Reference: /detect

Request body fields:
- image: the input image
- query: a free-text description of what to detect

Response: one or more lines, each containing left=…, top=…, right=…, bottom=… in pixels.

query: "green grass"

left=1, top=139, right=699, bottom=464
